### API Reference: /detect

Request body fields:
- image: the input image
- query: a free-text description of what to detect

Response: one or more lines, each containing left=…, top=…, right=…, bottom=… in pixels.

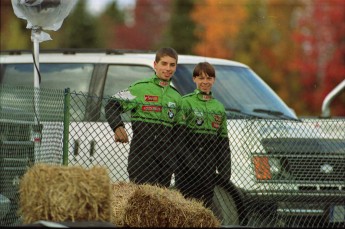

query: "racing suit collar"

left=195, top=89, right=213, bottom=101
left=153, top=75, right=171, bottom=87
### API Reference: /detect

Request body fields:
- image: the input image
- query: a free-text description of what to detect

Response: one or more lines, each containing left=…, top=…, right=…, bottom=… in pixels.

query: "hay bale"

left=18, top=163, right=112, bottom=224
left=110, top=182, right=138, bottom=226
left=123, top=184, right=220, bottom=227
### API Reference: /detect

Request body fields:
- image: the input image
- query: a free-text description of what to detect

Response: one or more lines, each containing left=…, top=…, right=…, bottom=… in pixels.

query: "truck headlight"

left=269, top=158, right=282, bottom=174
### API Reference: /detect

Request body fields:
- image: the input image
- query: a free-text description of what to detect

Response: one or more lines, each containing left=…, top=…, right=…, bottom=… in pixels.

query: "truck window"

left=103, top=64, right=154, bottom=98
left=1, top=63, right=94, bottom=122
left=100, top=64, right=154, bottom=122
left=174, top=64, right=297, bottom=120
left=1, top=63, right=93, bottom=92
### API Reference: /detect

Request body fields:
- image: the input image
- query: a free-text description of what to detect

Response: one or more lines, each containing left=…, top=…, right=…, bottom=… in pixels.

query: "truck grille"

left=0, top=122, right=32, bottom=141
left=285, top=157, right=345, bottom=182
left=261, top=138, right=345, bottom=182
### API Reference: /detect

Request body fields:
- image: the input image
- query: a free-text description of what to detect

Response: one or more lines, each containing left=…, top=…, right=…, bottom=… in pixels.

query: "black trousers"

left=127, top=122, right=175, bottom=187
left=175, top=166, right=216, bottom=208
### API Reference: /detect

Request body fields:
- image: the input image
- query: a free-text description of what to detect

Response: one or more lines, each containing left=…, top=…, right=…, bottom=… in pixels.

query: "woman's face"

left=193, top=71, right=215, bottom=94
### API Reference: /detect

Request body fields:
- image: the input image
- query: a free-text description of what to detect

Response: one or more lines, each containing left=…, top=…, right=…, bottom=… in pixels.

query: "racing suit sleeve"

left=216, top=113, right=231, bottom=183
left=105, top=98, right=124, bottom=131
left=172, top=101, right=188, bottom=169
left=105, top=88, right=137, bottom=131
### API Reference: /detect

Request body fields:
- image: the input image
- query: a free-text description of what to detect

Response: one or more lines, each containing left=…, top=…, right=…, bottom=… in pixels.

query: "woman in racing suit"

left=175, top=62, right=231, bottom=208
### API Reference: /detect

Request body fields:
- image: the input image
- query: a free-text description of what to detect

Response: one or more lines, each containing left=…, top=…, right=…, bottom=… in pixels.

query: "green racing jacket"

left=175, top=89, right=231, bottom=180
left=105, top=74, right=182, bottom=131
left=177, top=89, right=228, bottom=138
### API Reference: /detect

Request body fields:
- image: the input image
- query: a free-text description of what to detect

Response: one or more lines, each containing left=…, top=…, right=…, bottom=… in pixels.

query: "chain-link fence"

left=0, top=85, right=344, bottom=227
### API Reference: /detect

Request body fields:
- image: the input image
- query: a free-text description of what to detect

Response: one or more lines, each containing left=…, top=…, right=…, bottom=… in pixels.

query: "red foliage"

left=292, top=0, right=345, bottom=116
left=111, top=0, right=172, bottom=50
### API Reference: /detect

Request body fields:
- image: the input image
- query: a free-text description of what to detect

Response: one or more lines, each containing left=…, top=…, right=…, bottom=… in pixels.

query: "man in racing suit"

left=105, top=47, right=182, bottom=187
left=175, top=62, right=231, bottom=208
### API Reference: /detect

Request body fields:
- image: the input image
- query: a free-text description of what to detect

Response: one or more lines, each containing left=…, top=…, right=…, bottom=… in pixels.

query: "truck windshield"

left=173, top=64, right=298, bottom=120
left=0, top=63, right=93, bottom=121
left=1, top=63, right=93, bottom=92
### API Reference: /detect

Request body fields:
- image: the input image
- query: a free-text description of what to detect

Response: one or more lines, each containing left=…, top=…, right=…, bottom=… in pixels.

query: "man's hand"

left=114, top=126, right=129, bottom=143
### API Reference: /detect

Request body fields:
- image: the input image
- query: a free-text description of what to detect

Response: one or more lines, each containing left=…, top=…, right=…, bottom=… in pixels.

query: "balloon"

left=11, top=0, right=77, bottom=31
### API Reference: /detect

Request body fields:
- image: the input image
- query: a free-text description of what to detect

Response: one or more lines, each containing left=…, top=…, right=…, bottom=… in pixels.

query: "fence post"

left=62, top=88, right=71, bottom=165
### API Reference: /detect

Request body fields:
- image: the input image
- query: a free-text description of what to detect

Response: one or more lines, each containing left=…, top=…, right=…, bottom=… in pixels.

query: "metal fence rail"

left=0, top=85, right=344, bottom=227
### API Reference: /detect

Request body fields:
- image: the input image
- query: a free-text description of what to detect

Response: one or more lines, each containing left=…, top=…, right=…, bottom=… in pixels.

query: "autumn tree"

left=191, top=0, right=247, bottom=59
left=113, top=0, right=172, bottom=50
left=234, top=0, right=276, bottom=85
left=97, top=1, right=125, bottom=48
left=292, top=0, right=345, bottom=116
left=44, top=0, right=100, bottom=49
left=234, top=0, right=304, bottom=114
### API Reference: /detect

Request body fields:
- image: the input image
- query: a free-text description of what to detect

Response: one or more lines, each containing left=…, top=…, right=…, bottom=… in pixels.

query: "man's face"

left=193, top=72, right=215, bottom=94
left=154, top=55, right=177, bottom=81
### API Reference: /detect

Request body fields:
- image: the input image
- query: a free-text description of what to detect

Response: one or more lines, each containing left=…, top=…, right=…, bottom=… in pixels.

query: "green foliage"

left=1, top=17, right=31, bottom=50
left=57, top=0, right=100, bottom=48
left=159, top=0, right=198, bottom=55
left=234, top=1, right=274, bottom=83
left=234, top=0, right=304, bottom=114
left=103, top=1, right=125, bottom=24
left=0, top=1, right=31, bottom=50
left=96, top=1, right=125, bottom=48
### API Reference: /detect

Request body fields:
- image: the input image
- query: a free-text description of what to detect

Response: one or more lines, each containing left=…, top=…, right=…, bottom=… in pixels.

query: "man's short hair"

left=155, top=47, right=178, bottom=63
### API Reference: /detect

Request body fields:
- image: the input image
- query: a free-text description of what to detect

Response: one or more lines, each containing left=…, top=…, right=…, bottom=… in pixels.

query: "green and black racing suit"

left=105, top=75, right=182, bottom=187
left=175, top=89, right=231, bottom=207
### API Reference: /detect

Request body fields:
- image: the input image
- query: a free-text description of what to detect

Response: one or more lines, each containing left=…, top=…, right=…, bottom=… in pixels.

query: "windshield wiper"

left=226, top=108, right=242, bottom=113
left=253, top=108, right=283, bottom=116
left=253, top=108, right=298, bottom=121
left=225, top=108, right=256, bottom=118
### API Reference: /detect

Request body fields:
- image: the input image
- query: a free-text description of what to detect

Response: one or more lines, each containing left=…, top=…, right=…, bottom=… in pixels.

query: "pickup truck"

left=1, top=49, right=344, bottom=227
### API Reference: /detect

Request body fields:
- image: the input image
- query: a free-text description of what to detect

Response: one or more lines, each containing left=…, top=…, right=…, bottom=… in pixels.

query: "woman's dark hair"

left=193, top=62, right=216, bottom=78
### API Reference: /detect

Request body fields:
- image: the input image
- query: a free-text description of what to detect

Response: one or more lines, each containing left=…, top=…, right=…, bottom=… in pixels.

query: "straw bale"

left=18, top=163, right=112, bottom=224
left=123, top=184, right=220, bottom=227
left=110, top=181, right=139, bottom=226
